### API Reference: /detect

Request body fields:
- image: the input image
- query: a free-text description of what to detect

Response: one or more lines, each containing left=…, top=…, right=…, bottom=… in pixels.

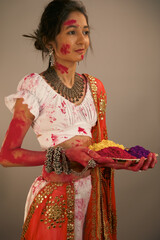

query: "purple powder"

left=126, top=145, right=150, bottom=158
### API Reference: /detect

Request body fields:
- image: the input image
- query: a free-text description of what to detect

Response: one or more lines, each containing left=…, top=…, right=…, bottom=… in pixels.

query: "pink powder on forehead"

left=64, top=19, right=77, bottom=26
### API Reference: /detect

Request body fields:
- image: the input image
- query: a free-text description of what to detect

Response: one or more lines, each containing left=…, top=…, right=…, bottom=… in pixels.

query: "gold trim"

left=66, top=184, right=75, bottom=240
left=21, top=183, right=62, bottom=239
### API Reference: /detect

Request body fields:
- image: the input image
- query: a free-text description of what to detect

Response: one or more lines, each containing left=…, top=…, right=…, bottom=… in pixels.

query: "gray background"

left=0, top=0, right=160, bottom=239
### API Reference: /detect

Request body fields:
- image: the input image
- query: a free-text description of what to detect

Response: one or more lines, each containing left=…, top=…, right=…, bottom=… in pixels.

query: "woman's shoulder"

left=17, top=73, right=43, bottom=92
left=82, top=73, right=105, bottom=90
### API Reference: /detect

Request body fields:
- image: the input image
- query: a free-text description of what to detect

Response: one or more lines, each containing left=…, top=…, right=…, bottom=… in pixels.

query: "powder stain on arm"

left=0, top=98, right=46, bottom=167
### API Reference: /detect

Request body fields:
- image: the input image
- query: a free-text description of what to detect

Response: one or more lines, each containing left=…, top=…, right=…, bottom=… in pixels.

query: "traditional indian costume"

left=5, top=73, right=117, bottom=240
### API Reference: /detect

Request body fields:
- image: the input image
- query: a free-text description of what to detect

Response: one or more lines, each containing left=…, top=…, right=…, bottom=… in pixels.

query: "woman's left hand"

left=124, top=152, right=157, bottom=172
left=87, top=150, right=157, bottom=172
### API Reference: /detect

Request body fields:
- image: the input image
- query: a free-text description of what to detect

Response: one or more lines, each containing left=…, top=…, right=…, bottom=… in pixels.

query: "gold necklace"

left=43, top=67, right=84, bottom=103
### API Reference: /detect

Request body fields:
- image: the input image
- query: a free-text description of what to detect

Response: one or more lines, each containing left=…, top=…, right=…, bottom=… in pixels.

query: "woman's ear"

left=42, top=36, right=55, bottom=51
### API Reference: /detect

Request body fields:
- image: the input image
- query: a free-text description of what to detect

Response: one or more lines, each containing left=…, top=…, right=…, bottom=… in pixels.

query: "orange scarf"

left=83, top=74, right=117, bottom=240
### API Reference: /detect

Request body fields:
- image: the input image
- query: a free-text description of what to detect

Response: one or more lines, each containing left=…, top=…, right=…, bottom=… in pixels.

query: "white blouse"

left=5, top=73, right=97, bottom=149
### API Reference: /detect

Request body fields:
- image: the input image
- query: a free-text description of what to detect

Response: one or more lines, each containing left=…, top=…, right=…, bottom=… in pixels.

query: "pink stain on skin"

left=78, top=127, right=87, bottom=135
left=64, top=19, right=77, bottom=26
left=55, top=62, right=69, bottom=74
left=60, top=44, right=70, bottom=55
left=0, top=116, right=45, bottom=167
left=81, top=55, right=84, bottom=60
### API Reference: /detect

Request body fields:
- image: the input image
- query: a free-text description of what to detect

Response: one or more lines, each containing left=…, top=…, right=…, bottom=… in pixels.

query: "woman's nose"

left=77, top=32, right=85, bottom=45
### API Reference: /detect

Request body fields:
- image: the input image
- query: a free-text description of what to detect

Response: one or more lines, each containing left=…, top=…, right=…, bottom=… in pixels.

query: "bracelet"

left=45, top=146, right=71, bottom=175
left=61, top=150, right=71, bottom=175
left=52, top=146, right=63, bottom=175
left=70, top=159, right=97, bottom=177
left=45, top=147, right=55, bottom=173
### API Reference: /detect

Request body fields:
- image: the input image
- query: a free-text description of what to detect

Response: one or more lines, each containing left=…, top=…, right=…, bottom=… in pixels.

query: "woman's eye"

left=67, top=31, right=76, bottom=35
left=83, top=31, right=90, bottom=35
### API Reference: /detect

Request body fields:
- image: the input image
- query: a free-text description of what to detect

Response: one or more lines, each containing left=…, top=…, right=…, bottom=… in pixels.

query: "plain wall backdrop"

left=0, top=0, right=160, bottom=239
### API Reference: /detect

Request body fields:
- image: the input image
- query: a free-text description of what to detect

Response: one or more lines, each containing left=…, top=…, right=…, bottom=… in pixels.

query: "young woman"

left=0, top=0, right=157, bottom=239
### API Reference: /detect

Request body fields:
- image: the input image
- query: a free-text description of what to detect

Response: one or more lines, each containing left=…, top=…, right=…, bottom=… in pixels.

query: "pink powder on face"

left=60, top=44, right=70, bottom=55
left=78, top=127, right=87, bottom=135
left=81, top=55, right=84, bottom=60
left=64, top=19, right=77, bottom=26
left=55, top=62, right=69, bottom=74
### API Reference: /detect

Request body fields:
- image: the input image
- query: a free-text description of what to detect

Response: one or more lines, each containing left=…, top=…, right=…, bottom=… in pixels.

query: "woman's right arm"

left=0, top=98, right=46, bottom=167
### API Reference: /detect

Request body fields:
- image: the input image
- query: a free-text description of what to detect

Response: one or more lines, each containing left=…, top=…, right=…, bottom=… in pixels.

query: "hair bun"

left=34, top=39, right=43, bottom=51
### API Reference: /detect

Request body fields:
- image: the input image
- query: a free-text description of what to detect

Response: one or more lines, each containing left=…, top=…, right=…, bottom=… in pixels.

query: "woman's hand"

left=65, top=147, right=115, bottom=167
left=124, top=152, right=157, bottom=172
left=94, top=152, right=157, bottom=171
left=65, top=147, right=157, bottom=172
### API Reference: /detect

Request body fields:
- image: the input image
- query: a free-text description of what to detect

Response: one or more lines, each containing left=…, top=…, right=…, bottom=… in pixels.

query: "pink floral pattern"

left=74, top=175, right=92, bottom=240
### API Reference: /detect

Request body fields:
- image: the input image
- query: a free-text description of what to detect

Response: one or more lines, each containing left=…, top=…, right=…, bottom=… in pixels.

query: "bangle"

left=45, top=147, right=54, bottom=173
left=52, top=146, right=63, bottom=175
left=45, top=147, right=74, bottom=175
left=61, top=150, right=71, bottom=175
left=70, top=159, right=97, bottom=177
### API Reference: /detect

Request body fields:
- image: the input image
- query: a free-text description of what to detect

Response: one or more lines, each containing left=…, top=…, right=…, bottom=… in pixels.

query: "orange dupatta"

left=83, top=74, right=117, bottom=240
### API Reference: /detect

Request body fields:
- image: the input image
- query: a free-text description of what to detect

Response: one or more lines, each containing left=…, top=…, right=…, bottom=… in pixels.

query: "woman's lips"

left=75, top=49, right=85, bottom=53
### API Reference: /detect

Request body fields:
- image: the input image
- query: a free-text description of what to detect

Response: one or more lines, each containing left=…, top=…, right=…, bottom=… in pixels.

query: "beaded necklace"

left=43, top=67, right=84, bottom=103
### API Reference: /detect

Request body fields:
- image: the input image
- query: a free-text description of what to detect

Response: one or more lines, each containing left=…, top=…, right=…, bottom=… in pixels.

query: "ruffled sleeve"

left=5, top=73, right=40, bottom=120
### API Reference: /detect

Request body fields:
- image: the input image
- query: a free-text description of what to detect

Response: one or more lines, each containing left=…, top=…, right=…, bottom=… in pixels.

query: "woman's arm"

left=85, top=149, right=157, bottom=171
left=0, top=98, right=46, bottom=167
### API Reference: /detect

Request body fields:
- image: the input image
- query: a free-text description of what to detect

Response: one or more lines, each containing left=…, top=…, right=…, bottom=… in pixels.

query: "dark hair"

left=23, top=0, right=90, bottom=57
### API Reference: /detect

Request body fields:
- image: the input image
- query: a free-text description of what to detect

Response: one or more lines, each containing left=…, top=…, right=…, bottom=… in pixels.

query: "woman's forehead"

left=63, top=11, right=88, bottom=28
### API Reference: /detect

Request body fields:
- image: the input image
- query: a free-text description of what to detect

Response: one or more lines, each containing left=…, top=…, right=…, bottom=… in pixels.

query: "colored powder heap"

left=97, top=147, right=136, bottom=159
left=126, top=145, right=150, bottom=158
left=89, top=139, right=125, bottom=151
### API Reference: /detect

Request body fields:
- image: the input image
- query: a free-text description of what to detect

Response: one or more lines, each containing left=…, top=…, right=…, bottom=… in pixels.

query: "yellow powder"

left=89, top=139, right=125, bottom=151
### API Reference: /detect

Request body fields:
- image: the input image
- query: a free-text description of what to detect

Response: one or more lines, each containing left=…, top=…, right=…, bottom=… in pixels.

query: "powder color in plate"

left=89, top=139, right=125, bottom=151
left=97, top=147, right=136, bottom=159
left=126, top=145, right=150, bottom=158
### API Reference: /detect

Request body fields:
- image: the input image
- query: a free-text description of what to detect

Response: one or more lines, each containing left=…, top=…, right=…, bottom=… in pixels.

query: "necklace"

left=43, top=67, right=84, bottom=103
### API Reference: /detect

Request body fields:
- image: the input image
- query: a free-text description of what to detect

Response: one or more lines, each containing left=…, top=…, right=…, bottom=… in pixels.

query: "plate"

left=112, top=153, right=158, bottom=163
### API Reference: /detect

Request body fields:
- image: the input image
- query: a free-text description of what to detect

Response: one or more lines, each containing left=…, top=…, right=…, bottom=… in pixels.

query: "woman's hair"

left=23, top=0, right=90, bottom=57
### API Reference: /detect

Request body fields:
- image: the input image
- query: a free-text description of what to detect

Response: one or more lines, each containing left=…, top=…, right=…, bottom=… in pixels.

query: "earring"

left=48, top=48, right=54, bottom=68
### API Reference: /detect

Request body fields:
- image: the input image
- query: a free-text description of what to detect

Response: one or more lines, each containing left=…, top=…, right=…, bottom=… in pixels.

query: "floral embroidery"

left=40, top=195, right=66, bottom=229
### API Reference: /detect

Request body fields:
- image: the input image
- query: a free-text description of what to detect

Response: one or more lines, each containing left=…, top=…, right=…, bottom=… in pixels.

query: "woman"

left=0, top=0, right=157, bottom=239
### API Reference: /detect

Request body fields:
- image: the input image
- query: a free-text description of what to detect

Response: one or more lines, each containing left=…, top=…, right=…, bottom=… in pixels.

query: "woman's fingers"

left=83, top=148, right=114, bottom=163
left=150, top=153, right=157, bottom=168
left=83, top=148, right=99, bottom=158
left=141, top=152, right=153, bottom=170
left=127, top=157, right=145, bottom=172
left=85, top=148, right=158, bottom=171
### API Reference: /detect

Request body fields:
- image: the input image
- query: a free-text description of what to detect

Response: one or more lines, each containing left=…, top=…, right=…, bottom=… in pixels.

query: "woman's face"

left=51, top=11, right=90, bottom=63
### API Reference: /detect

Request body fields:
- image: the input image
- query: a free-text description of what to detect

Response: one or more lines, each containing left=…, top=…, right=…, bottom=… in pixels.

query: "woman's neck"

left=54, top=60, right=77, bottom=88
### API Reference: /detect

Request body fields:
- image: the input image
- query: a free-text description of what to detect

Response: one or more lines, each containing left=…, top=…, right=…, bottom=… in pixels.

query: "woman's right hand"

left=65, top=146, right=115, bottom=167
